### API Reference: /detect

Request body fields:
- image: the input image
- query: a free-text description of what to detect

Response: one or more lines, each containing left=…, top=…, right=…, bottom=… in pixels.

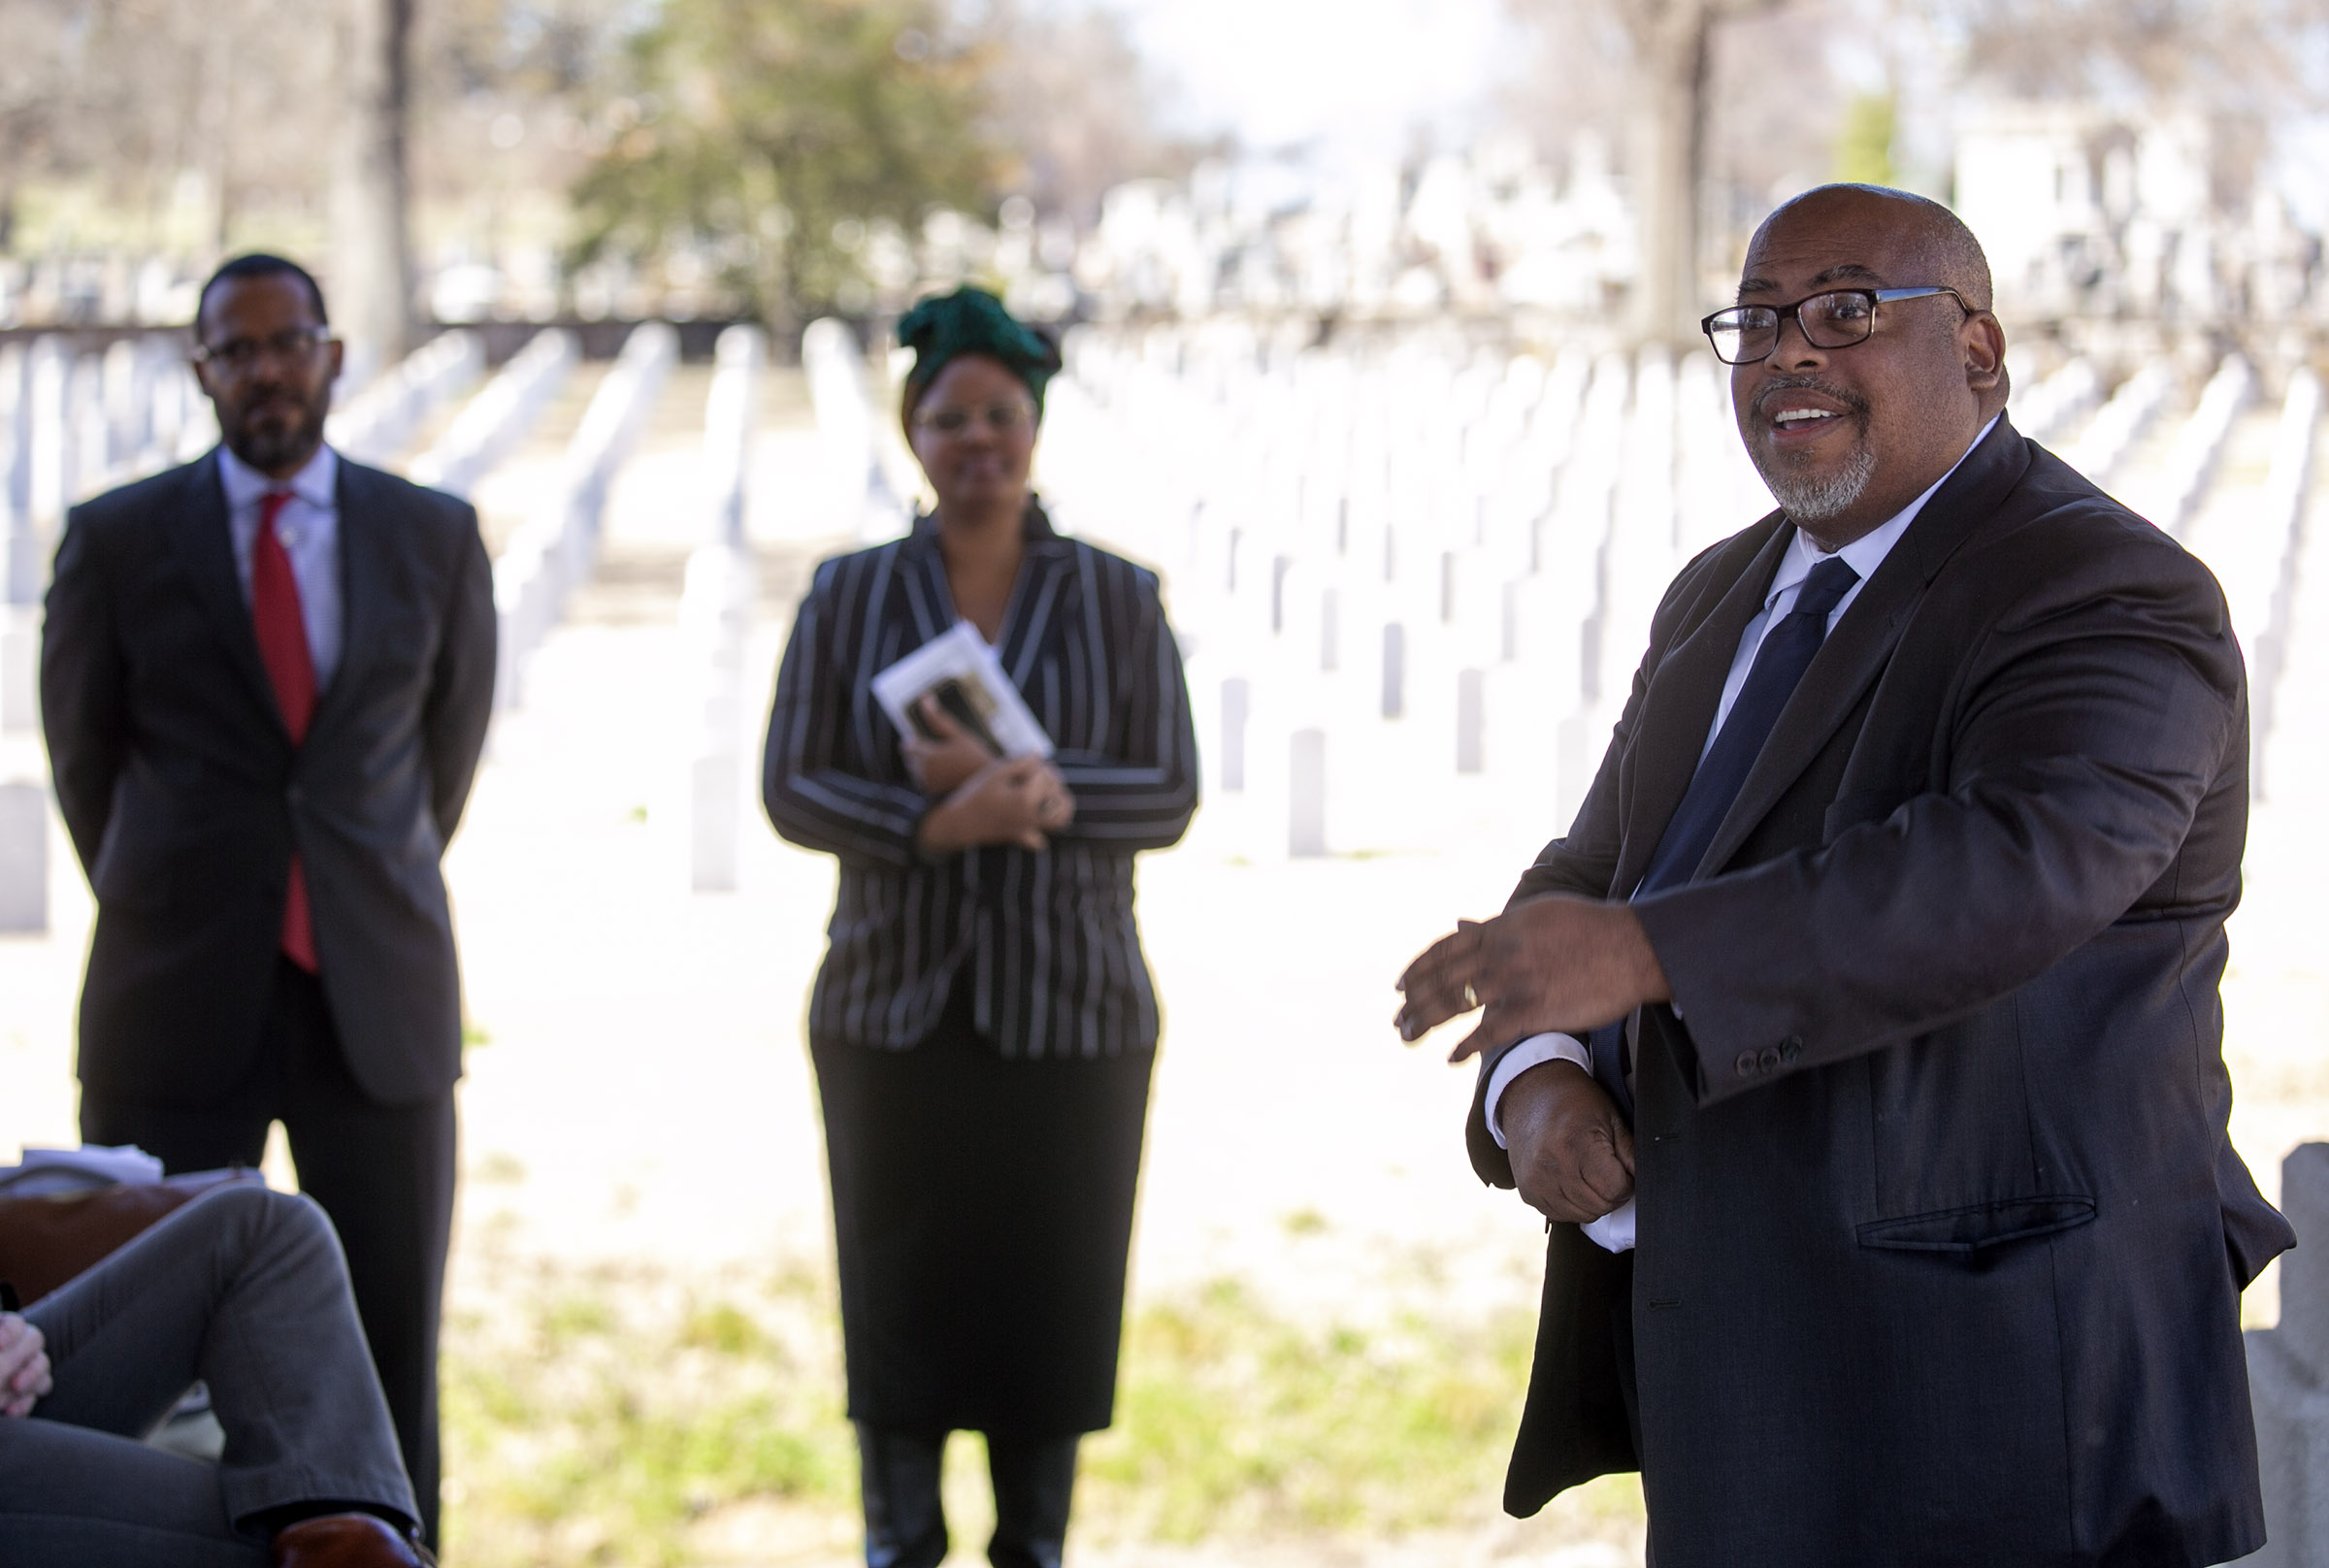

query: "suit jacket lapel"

left=900, top=499, right=1068, bottom=691
left=899, top=520, right=951, bottom=643
left=164, top=450, right=282, bottom=732
left=999, top=540, right=1069, bottom=689
left=1610, top=517, right=1791, bottom=897
left=1693, top=415, right=2036, bottom=877
left=311, top=458, right=386, bottom=737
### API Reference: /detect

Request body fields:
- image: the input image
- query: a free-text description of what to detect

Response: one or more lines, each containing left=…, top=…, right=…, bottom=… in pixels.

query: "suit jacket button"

left=1781, top=1034, right=1804, bottom=1062
left=1734, top=1050, right=1757, bottom=1078
left=1757, top=1046, right=1782, bottom=1072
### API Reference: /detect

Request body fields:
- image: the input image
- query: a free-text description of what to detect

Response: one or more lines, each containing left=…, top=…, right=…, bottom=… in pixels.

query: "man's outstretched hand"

left=1394, top=894, right=1671, bottom=1062
left=1501, top=1060, right=1636, bottom=1222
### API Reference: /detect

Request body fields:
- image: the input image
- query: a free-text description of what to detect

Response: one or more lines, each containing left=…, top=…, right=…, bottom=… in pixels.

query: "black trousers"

left=79, top=959, right=456, bottom=1549
left=857, top=1424, right=1078, bottom=1568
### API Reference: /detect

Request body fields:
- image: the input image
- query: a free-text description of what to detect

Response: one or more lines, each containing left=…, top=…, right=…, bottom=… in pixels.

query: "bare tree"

left=978, top=0, right=1197, bottom=225
left=1511, top=0, right=1798, bottom=344
left=333, top=0, right=417, bottom=367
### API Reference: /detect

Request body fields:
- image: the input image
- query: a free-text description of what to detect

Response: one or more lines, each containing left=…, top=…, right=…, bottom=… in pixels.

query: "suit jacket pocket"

left=1856, top=1195, right=2095, bottom=1254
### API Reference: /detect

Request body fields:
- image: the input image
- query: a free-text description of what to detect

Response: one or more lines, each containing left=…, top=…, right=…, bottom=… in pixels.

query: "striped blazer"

left=762, top=502, right=1198, bottom=1059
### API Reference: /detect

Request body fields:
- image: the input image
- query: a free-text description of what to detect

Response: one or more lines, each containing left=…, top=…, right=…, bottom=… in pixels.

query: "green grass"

left=441, top=1263, right=856, bottom=1567
left=1080, top=1278, right=1536, bottom=1543
left=440, top=1259, right=1642, bottom=1564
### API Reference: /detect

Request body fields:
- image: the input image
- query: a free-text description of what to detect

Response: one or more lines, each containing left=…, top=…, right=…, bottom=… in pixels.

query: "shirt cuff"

left=1582, top=1198, right=1637, bottom=1253
left=1484, top=1032, right=1592, bottom=1149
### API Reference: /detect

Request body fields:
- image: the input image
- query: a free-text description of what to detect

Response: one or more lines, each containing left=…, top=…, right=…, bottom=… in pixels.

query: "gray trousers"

left=0, top=1184, right=418, bottom=1566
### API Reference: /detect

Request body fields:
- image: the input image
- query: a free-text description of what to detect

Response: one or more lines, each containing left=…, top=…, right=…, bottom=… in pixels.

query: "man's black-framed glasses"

left=1699, top=287, right=1970, bottom=366
left=191, top=326, right=335, bottom=377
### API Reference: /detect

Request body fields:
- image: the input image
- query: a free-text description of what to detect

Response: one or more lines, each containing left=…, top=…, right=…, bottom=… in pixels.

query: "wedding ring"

left=1462, top=982, right=1479, bottom=1010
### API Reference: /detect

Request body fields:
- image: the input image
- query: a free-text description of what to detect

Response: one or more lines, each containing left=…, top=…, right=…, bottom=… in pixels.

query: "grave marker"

left=1289, top=728, right=1327, bottom=857
left=1456, top=668, right=1486, bottom=774
left=0, top=779, right=43, bottom=932
left=2246, top=1143, right=2329, bottom=1567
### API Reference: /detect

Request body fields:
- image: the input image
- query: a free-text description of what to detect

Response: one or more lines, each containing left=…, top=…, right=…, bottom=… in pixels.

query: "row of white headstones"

left=0, top=315, right=2316, bottom=918
left=0, top=318, right=735, bottom=929
left=1026, top=326, right=2320, bottom=862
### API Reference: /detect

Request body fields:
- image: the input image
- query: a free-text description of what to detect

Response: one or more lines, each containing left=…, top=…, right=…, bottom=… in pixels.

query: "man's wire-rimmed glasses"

left=1699, top=287, right=1971, bottom=366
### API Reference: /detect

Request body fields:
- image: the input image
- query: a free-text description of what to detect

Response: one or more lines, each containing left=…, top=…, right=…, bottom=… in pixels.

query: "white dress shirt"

left=1486, top=416, right=2001, bottom=1253
left=217, top=442, right=344, bottom=691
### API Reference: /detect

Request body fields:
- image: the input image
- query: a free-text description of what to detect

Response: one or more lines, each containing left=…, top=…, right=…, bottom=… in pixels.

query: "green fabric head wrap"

left=897, top=286, right=1062, bottom=432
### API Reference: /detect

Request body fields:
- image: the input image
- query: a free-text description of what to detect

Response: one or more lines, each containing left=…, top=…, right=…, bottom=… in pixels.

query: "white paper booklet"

left=0, top=1143, right=167, bottom=1195
left=870, top=620, right=1054, bottom=760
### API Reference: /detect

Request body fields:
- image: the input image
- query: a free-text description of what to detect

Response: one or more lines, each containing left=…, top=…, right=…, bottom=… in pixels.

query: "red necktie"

left=251, top=490, right=319, bottom=972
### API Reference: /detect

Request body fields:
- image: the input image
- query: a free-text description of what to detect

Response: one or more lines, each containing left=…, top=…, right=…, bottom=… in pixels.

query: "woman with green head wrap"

left=895, top=284, right=1064, bottom=435
left=763, top=286, right=1197, bottom=1568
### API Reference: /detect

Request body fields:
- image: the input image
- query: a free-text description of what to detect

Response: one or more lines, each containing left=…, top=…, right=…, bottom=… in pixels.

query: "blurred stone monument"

left=803, top=318, right=904, bottom=541
left=2248, top=1143, right=2329, bottom=1566
left=681, top=324, right=765, bottom=893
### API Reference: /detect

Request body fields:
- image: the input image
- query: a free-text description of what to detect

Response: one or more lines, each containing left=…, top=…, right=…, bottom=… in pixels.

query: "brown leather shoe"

left=270, top=1513, right=436, bottom=1567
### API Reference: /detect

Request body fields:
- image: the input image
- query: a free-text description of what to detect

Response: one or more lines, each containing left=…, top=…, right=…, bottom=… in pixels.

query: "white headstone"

left=1456, top=667, right=1486, bottom=774
left=0, top=779, right=45, bottom=931
left=28, top=341, right=74, bottom=531
left=0, top=607, right=35, bottom=732
left=2247, top=1143, right=2329, bottom=1567
left=1219, top=676, right=1250, bottom=791
left=1289, top=727, right=1327, bottom=857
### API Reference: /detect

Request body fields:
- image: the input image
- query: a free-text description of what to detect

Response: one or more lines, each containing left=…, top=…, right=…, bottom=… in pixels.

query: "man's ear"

left=1963, top=311, right=2007, bottom=399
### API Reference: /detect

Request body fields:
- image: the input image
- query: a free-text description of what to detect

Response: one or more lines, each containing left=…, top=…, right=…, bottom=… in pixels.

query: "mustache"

left=1753, top=377, right=1871, bottom=422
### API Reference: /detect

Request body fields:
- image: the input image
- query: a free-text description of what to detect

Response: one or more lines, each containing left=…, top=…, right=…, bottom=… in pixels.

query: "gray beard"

left=1759, top=441, right=1877, bottom=524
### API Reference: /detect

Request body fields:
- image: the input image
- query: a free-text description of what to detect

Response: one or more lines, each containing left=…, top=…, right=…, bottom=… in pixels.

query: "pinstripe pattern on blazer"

left=762, top=502, right=1198, bottom=1059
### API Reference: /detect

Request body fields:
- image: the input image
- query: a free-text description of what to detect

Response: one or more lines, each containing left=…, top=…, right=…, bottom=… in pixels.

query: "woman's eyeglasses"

left=914, top=400, right=1033, bottom=438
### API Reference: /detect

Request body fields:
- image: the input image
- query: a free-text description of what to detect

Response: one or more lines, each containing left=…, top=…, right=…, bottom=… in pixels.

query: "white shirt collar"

left=1764, top=413, right=2001, bottom=606
left=217, top=442, right=338, bottom=512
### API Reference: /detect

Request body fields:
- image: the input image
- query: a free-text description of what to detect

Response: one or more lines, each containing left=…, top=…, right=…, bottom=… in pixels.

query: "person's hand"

left=919, top=757, right=1071, bottom=854
left=1500, top=1060, right=1636, bottom=1223
left=901, top=696, right=998, bottom=798
left=0, top=1313, right=51, bottom=1418
left=1033, top=765, right=1075, bottom=833
left=1394, top=895, right=1671, bottom=1062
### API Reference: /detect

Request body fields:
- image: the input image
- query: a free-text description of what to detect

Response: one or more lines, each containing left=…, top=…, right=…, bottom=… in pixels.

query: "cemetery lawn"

left=439, top=1255, right=1645, bottom=1565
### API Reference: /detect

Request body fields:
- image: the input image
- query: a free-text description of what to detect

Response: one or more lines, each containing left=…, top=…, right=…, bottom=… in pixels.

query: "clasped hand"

left=0, top=1313, right=50, bottom=1418
left=906, top=696, right=1073, bottom=854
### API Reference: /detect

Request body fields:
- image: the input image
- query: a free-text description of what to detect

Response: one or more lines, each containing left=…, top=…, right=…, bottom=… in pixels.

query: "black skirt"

left=811, top=985, right=1156, bottom=1437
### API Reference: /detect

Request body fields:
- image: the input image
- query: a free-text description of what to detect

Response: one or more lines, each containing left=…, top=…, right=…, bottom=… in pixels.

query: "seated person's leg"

left=11, top=1184, right=419, bottom=1545
left=0, top=1415, right=267, bottom=1567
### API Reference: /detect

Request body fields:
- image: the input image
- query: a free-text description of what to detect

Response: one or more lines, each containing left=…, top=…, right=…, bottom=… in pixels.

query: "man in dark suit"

left=40, top=253, right=496, bottom=1546
left=1396, top=184, right=2292, bottom=1566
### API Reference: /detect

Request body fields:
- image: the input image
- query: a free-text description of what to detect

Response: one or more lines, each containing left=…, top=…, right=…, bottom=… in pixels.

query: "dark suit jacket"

left=762, top=502, right=1197, bottom=1059
left=1468, top=417, right=2292, bottom=1567
left=41, top=448, right=497, bottom=1107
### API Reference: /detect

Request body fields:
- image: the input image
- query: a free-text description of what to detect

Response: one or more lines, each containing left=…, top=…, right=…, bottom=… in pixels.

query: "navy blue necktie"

left=1590, top=554, right=1861, bottom=1119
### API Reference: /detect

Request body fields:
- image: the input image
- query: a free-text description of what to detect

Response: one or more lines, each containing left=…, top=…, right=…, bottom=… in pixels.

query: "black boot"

left=857, top=1424, right=949, bottom=1568
left=986, top=1431, right=1079, bottom=1568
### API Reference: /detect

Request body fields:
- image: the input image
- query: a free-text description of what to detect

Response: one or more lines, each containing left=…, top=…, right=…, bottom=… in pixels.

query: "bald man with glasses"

left=1397, top=184, right=2289, bottom=1565
left=40, top=253, right=496, bottom=1548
